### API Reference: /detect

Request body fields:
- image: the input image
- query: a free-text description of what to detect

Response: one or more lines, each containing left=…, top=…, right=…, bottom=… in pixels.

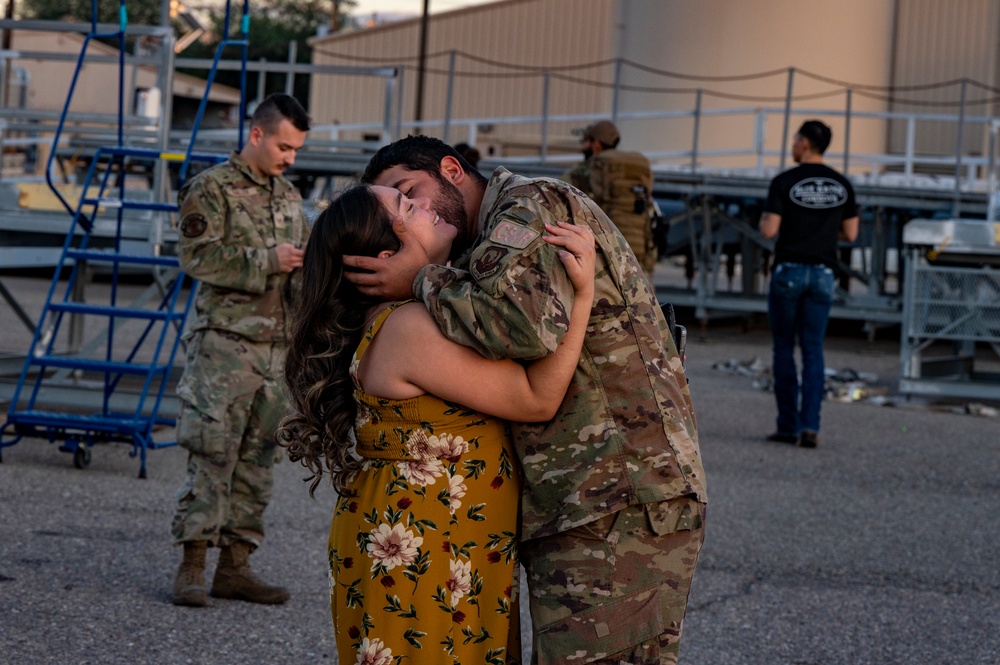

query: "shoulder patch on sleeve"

left=180, top=213, right=208, bottom=238
left=490, top=220, right=539, bottom=249
left=471, top=246, right=509, bottom=280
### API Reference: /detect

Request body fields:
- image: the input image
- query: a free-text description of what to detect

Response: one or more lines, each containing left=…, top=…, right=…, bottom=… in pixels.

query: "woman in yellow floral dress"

left=279, top=184, right=595, bottom=665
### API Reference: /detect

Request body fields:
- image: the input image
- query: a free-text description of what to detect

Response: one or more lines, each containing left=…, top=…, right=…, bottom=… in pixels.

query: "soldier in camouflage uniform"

left=170, top=94, right=311, bottom=608
left=348, top=136, right=707, bottom=665
left=562, top=120, right=658, bottom=276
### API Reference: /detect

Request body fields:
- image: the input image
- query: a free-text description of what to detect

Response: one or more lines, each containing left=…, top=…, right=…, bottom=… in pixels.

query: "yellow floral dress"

left=329, top=303, right=523, bottom=665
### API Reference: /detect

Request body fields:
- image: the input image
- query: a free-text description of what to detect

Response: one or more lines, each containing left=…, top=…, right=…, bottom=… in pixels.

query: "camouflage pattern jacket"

left=177, top=151, right=309, bottom=343
left=415, top=167, right=706, bottom=540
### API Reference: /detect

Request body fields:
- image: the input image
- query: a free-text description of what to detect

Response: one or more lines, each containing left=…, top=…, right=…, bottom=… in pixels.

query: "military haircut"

left=798, top=119, right=832, bottom=154
left=252, top=93, right=311, bottom=134
left=361, top=134, right=488, bottom=189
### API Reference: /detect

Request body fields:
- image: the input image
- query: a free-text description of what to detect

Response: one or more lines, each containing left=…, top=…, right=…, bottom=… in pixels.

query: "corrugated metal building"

left=310, top=0, right=621, bottom=156
left=309, top=0, right=1000, bottom=174
left=1, top=30, right=242, bottom=177
left=887, top=0, right=1000, bottom=158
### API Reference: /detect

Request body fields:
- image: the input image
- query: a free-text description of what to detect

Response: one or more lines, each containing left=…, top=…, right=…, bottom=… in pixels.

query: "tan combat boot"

left=172, top=541, right=208, bottom=607
left=210, top=541, right=290, bottom=605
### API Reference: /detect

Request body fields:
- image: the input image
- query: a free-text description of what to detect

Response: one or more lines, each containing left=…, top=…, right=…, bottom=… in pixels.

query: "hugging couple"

left=280, top=134, right=707, bottom=665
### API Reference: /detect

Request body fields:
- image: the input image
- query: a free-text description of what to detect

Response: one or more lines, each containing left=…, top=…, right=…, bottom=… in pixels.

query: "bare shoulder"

left=364, top=301, right=455, bottom=393
left=376, top=301, right=442, bottom=344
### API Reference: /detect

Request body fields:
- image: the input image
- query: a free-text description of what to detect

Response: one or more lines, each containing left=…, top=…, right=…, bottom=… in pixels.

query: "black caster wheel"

left=73, top=445, right=91, bottom=469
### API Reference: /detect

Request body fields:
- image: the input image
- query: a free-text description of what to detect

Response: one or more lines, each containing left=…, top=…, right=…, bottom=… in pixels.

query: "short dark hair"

left=361, top=135, right=487, bottom=188
left=252, top=93, right=311, bottom=133
left=798, top=120, right=831, bottom=154
left=453, top=142, right=481, bottom=168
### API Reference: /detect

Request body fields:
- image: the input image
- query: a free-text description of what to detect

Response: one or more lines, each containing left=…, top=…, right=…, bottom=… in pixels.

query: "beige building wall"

left=12, top=31, right=143, bottom=114
left=309, top=0, right=617, bottom=155
left=5, top=30, right=241, bottom=176
left=309, top=0, right=994, bottom=175
left=888, top=0, right=1000, bottom=160
left=10, top=31, right=241, bottom=114
left=615, top=0, right=896, bottom=173
left=3, top=30, right=241, bottom=178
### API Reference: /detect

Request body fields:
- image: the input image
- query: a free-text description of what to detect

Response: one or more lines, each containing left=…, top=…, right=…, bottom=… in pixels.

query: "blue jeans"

left=767, top=263, right=835, bottom=435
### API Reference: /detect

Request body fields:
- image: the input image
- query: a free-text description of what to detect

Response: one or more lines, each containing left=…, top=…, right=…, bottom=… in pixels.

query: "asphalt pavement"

left=1, top=274, right=998, bottom=665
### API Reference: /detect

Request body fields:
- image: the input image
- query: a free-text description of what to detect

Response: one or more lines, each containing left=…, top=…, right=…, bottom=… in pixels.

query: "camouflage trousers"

left=521, top=497, right=706, bottom=665
left=170, top=329, right=288, bottom=549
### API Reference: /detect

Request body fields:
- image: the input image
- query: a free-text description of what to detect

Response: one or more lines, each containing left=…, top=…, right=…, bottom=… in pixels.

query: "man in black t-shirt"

left=760, top=120, right=859, bottom=448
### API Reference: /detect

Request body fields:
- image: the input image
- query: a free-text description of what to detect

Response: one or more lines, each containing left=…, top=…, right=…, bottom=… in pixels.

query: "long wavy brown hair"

left=278, top=185, right=400, bottom=495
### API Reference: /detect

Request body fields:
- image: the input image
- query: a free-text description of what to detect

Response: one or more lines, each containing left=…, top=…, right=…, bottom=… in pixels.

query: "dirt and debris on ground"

left=711, top=356, right=998, bottom=416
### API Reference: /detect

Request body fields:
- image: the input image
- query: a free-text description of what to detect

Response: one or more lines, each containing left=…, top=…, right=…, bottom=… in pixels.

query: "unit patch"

left=180, top=213, right=208, bottom=238
left=490, top=220, right=539, bottom=249
left=472, top=246, right=509, bottom=280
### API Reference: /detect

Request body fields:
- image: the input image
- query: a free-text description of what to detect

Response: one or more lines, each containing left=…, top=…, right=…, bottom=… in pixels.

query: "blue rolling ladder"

left=0, top=0, right=250, bottom=478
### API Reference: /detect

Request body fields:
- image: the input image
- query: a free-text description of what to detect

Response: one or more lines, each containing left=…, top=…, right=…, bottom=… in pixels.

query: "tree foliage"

left=22, top=0, right=165, bottom=26
left=183, top=1, right=354, bottom=103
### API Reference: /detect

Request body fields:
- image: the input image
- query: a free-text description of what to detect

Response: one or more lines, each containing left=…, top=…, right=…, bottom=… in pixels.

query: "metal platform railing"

left=899, top=218, right=1000, bottom=401
left=5, top=21, right=1000, bottom=339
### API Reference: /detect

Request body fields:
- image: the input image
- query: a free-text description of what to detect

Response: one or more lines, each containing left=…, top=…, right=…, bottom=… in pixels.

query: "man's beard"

left=433, top=178, right=472, bottom=261
left=582, top=148, right=594, bottom=160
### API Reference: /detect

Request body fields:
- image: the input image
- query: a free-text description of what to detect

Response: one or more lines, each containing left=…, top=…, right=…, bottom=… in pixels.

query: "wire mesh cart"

left=899, top=218, right=1000, bottom=400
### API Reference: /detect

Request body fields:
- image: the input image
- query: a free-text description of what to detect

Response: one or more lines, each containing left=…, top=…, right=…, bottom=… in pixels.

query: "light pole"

left=2, top=0, right=14, bottom=107
left=413, top=0, right=429, bottom=134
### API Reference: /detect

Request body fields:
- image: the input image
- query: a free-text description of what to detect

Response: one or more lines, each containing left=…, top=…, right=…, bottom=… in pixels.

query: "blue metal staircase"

left=0, top=0, right=250, bottom=477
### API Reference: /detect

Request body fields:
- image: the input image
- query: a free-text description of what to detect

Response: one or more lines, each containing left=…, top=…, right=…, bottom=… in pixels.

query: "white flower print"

left=366, top=523, right=423, bottom=571
left=428, top=432, right=469, bottom=460
left=405, top=429, right=434, bottom=460
left=448, top=473, right=467, bottom=514
left=447, top=558, right=472, bottom=606
left=355, top=400, right=373, bottom=428
left=356, top=637, right=392, bottom=665
left=398, top=459, right=445, bottom=487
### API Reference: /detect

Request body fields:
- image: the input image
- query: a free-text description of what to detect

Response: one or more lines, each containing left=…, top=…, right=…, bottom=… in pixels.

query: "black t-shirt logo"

left=790, top=178, right=847, bottom=209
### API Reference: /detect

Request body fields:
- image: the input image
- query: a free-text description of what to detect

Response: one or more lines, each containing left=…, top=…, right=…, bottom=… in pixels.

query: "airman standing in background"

left=170, top=93, right=311, bottom=607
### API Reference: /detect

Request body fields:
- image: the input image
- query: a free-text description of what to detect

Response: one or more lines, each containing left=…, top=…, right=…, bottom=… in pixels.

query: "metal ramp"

left=0, top=0, right=249, bottom=477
